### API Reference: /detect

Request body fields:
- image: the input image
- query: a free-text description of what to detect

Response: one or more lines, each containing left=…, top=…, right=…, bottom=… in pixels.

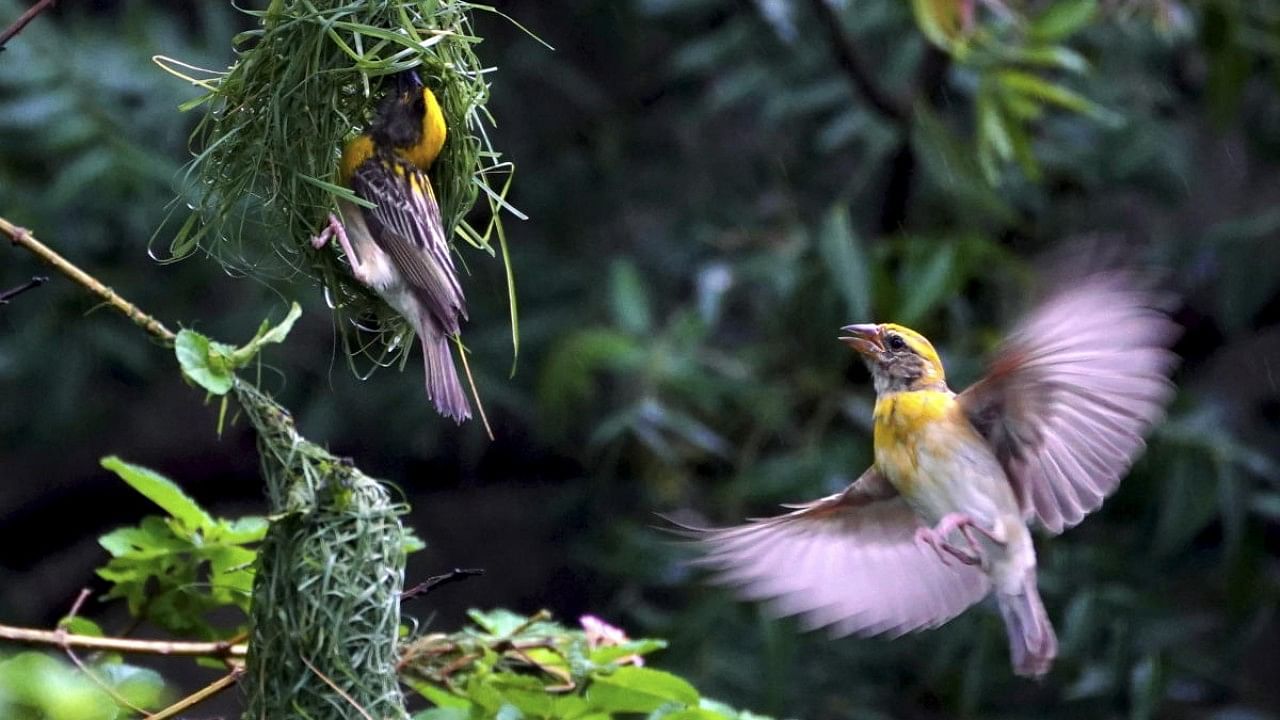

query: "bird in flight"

left=684, top=273, right=1178, bottom=677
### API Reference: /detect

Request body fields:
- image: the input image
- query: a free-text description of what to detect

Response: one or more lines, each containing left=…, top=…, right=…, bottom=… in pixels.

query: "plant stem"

left=0, top=216, right=176, bottom=343
left=0, top=0, right=57, bottom=51
left=148, top=668, right=244, bottom=720
left=0, top=623, right=247, bottom=659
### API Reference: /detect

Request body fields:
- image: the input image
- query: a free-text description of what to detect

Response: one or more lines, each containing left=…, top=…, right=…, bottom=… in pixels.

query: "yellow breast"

left=873, top=389, right=958, bottom=494
left=400, top=88, right=447, bottom=171
left=339, top=134, right=375, bottom=185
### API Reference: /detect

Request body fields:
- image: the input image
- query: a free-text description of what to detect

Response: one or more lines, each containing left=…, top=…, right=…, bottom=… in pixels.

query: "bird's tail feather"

left=996, top=569, right=1057, bottom=679
left=421, top=330, right=471, bottom=423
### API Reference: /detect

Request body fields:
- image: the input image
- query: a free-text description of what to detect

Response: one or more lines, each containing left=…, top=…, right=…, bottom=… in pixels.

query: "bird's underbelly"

left=876, top=414, right=1019, bottom=528
left=336, top=200, right=418, bottom=321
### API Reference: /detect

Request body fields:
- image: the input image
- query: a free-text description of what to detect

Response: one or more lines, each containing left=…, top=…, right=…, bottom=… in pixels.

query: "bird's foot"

left=915, top=513, right=997, bottom=567
left=914, top=525, right=981, bottom=567
left=312, top=214, right=371, bottom=284
left=311, top=213, right=343, bottom=250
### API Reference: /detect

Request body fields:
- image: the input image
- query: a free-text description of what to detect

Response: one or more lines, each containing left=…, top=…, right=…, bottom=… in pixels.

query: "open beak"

left=839, top=324, right=883, bottom=356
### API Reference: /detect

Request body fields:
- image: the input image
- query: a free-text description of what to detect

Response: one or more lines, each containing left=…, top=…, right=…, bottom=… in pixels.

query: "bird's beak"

left=839, top=324, right=884, bottom=356
left=395, top=69, right=424, bottom=94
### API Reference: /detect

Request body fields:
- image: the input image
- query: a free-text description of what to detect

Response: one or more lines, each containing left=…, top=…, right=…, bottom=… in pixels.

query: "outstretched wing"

left=351, top=156, right=467, bottom=332
left=684, top=468, right=990, bottom=638
left=958, top=273, right=1179, bottom=534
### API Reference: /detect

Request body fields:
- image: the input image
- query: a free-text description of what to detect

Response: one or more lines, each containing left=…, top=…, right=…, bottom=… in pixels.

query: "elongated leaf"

left=1032, top=0, right=1097, bottom=41
left=586, top=667, right=700, bottom=714
left=609, top=260, right=653, bottom=336
left=227, top=302, right=302, bottom=365
left=101, top=456, right=213, bottom=531
left=818, top=205, right=872, bottom=321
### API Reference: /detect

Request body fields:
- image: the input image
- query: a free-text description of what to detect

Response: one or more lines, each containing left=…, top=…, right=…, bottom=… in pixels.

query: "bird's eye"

left=413, top=94, right=426, bottom=113
left=887, top=334, right=907, bottom=351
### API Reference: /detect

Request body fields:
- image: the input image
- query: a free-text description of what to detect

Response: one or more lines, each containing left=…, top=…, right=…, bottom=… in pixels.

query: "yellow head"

left=839, top=322, right=947, bottom=394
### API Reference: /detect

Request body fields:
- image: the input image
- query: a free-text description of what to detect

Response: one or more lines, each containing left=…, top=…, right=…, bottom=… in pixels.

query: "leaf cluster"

left=95, top=457, right=266, bottom=639
left=404, top=609, right=777, bottom=720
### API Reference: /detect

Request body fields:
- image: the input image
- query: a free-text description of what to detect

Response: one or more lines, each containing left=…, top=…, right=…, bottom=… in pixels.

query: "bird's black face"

left=371, top=90, right=426, bottom=151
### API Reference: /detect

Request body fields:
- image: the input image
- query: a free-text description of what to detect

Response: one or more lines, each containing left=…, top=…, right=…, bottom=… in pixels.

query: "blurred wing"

left=352, top=158, right=467, bottom=330
left=958, top=273, right=1179, bottom=534
left=686, top=468, right=990, bottom=638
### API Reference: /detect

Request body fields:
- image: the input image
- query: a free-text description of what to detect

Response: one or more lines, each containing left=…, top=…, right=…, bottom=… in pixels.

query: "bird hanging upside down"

left=685, top=274, right=1178, bottom=677
left=313, top=71, right=472, bottom=423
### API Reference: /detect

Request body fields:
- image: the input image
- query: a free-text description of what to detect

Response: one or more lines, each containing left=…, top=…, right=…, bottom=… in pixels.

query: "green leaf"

left=226, top=302, right=303, bottom=365
left=57, top=617, right=104, bottom=638
left=467, top=608, right=539, bottom=637
left=95, top=490, right=264, bottom=636
left=413, top=710, right=470, bottom=720
left=101, top=456, right=213, bottom=531
left=1010, top=45, right=1089, bottom=74
left=609, top=260, right=653, bottom=336
left=588, top=638, right=668, bottom=665
left=1031, top=0, right=1097, bottom=41
left=998, top=71, right=1123, bottom=126
left=409, top=682, right=471, bottom=710
left=1128, top=654, right=1165, bottom=720
left=910, top=0, right=966, bottom=52
left=0, top=652, right=120, bottom=720
left=658, top=709, right=727, bottom=720
left=586, top=667, right=700, bottom=714
left=175, top=329, right=234, bottom=395
left=175, top=304, right=302, bottom=395
left=817, top=205, right=872, bottom=321
left=897, top=241, right=957, bottom=325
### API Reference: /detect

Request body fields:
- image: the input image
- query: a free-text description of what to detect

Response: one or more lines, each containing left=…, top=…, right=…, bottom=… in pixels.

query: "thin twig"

left=300, top=656, right=376, bottom=720
left=0, top=0, right=56, bottom=51
left=56, top=589, right=150, bottom=716
left=0, top=275, right=48, bottom=305
left=0, top=623, right=248, bottom=659
left=401, top=567, right=485, bottom=602
left=147, top=667, right=244, bottom=720
left=0, top=217, right=176, bottom=343
left=805, top=0, right=909, bottom=125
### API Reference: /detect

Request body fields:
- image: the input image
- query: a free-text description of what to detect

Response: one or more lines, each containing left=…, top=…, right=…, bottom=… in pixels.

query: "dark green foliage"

left=2, top=1, right=1280, bottom=719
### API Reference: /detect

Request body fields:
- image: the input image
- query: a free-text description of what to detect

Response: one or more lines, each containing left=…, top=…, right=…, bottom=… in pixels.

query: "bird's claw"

left=915, top=513, right=997, bottom=567
left=311, top=213, right=343, bottom=250
left=914, top=526, right=981, bottom=567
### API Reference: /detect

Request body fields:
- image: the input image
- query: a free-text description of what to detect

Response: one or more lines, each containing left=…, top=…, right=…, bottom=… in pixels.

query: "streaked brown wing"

left=685, top=468, right=990, bottom=638
left=352, top=157, right=467, bottom=331
left=958, top=273, right=1179, bottom=534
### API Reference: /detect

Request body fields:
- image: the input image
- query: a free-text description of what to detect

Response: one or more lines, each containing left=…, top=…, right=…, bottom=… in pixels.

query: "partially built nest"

left=161, top=0, right=521, bottom=372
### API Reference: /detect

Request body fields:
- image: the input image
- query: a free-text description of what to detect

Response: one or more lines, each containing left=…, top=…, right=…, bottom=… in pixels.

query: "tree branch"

left=0, top=623, right=247, bottom=659
left=401, top=567, right=485, bottom=602
left=0, top=216, right=176, bottom=343
left=805, top=0, right=909, bottom=126
left=0, top=0, right=57, bottom=52
left=0, top=275, right=47, bottom=305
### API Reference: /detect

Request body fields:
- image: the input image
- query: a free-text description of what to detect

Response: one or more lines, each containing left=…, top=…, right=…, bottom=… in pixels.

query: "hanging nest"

left=235, top=379, right=413, bottom=720
left=159, top=0, right=523, bottom=371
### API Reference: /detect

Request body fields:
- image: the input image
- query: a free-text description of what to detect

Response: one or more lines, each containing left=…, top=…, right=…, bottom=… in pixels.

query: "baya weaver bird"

left=313, top=71, right=470, bottom=422
left=686, top=274, right=1178, bottom=677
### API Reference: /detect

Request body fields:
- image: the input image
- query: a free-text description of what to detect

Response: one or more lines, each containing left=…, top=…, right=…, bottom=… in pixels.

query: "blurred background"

left=2, top=0, right=1279, bottom=718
